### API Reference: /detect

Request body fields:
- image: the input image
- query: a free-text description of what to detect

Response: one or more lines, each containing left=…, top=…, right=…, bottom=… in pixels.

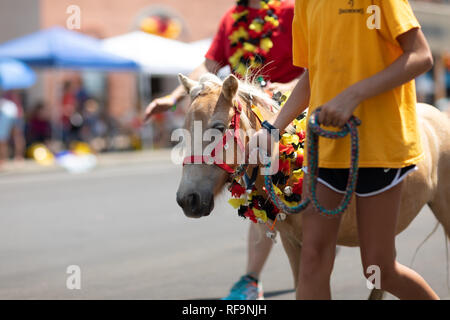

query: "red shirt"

left=205, top=0, right=303, bottom=83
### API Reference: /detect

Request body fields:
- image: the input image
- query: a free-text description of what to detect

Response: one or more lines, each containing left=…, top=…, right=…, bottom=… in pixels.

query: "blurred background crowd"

left=0, top=0, right=448, bottom=168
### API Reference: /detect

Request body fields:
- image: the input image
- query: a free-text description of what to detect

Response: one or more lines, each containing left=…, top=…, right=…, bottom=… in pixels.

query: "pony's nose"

left=176, top=191, right=213, bottom=218
left=186, top=192, right=200, bottom=212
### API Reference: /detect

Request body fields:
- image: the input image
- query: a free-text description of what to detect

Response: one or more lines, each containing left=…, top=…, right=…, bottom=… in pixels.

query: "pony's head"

left=175, top=73, right=276, bottom=218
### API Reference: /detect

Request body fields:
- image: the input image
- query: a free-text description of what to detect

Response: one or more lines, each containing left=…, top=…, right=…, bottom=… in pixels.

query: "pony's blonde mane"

left=192, top=73, right=279, bottom=114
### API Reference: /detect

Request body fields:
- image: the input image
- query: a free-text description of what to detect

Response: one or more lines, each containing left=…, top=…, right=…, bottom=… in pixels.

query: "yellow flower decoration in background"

left=236, top=63, right=248, bottom=77
left=249, top=21, right=264, bottom=33
left=243, top=42, right=257, bottom=52
left=260, top=1, right=270, bottom=10
left=232, top=10, right=249, bottom=21
left=229, top=48, right=245, bottom=66
left=229, top=27, right=249, bottom=44
left=264, top=15, right=280, bottom=27
left=260, top=38, right=273, bottom=52
left=229, top=0, right=281, bottom=78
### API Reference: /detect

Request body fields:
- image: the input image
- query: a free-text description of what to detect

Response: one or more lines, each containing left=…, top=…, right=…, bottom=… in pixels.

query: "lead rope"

left=264, top=109, right=361, bottom=217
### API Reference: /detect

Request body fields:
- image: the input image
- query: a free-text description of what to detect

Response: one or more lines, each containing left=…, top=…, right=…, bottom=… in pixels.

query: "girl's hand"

left=318, top=88, right=361, bottom=127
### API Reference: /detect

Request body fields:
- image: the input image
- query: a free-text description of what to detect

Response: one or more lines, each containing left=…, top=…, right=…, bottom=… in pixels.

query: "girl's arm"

left=245, top=70, right=310, bottom=162
left=318, top=28, right=433, bottom=127
left=272, top=70, right=311, bottom=130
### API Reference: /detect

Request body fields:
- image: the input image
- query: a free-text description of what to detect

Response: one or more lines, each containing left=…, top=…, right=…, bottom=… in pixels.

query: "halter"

left=182, top=100, right=246, bottom=175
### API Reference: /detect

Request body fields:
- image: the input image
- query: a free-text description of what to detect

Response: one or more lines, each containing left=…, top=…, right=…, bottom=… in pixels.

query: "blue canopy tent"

left=0, top=26, right=138, bottom=70
left=0, top=26, right=139, bottom=143
left=0, top=58, right=36, bottom=90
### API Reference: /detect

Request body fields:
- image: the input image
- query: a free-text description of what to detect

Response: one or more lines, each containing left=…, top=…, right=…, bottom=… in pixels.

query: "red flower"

left=243, top=51, right=254, bottom=59
left=293, top=179, right=303, bottom=195
left=279, top=158, right=290, bottom=173
left=297, top=131, right=306, bottom=141
left=263, top=23, right=274, bottom=34
left=230, top=181, right=246, bottom=198
left=295, top=153, right=304, bottom=168
left=245, top=208, right=258, bottom=223
left=279, top=143, right=294, bottom=155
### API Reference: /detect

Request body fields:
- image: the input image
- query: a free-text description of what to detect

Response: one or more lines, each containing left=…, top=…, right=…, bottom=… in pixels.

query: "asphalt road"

left=0, top=157, right=449, bottom=300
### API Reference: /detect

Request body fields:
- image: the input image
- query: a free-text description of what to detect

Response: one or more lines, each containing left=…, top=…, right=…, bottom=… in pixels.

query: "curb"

left=0, top=149, right=174, bottom=177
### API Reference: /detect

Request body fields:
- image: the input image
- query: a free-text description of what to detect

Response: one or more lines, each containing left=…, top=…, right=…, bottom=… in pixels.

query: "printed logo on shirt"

left=339, top=0, right=364, bottom=15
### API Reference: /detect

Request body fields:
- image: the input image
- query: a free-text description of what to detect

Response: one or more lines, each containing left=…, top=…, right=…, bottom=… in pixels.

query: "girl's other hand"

left=318, top=88, right=360, bottom=128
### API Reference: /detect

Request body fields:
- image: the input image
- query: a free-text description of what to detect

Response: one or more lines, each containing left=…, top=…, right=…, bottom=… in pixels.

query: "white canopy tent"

left=102, top=31, right=210, bottom=75
left=102, top=32, right=213, bottom=149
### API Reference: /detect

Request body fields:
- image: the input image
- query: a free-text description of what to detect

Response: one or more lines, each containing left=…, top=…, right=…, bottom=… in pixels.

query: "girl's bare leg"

left=297, top=182, right=343, bottom=299
left=356, top=182, right=439, bottom=300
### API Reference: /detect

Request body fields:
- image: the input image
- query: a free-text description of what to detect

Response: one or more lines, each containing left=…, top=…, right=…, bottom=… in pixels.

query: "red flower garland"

left=228, top=0, right=282, bottom=78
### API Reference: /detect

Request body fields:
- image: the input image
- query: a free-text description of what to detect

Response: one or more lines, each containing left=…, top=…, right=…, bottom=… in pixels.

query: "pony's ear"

left=221, top=74, right=239, bottom=101
left=178, top=74, right=197, bottom=93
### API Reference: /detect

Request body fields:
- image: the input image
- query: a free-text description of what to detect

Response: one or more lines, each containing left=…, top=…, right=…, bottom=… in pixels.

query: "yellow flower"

left=228, top=198, right=247, bottom=209
left=282, top=198, right=299, bottom=207
left=228, top=27, right=249, bottom=44
left=260, top=1, right=269, bottom=10
left=249, top=21, right=263, bottom=33
left=236, top=63, right=248, bottom=77
left=293, top=117, right=307, bottom=133
left=232, top=10, right=249, bottom=21
left=268, top=0, right=279, bottom=6
left=292, top=168, right=304, bottom=182
left=253, top=209, right=268, bottom=223
left=243, top=42, right=257, bottom=52
left=260, top=38, right=273, bottom=52
left=264, top=15, right=279, bottom=27
left=273, top=185, right=283, bottom=196
left=229, top=49, right=244, bottom=66
left=281, top=133, right=300, bottom=146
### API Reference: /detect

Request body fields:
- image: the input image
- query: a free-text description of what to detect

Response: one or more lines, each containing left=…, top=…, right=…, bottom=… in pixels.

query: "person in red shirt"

left=3, top=90, right=25, bottom=162
left=145, top=0, right=303, bottom=300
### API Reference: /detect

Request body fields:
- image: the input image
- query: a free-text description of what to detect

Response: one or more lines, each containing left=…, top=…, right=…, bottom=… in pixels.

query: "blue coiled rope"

left=264, top=109, right=361, bottom=217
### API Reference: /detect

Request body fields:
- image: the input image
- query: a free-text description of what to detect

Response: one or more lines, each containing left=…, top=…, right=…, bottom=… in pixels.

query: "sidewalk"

left=0, top=149, right=174, bottom=176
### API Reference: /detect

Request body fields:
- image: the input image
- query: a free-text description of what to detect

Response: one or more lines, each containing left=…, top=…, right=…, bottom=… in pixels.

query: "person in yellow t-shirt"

left=249, top=0, right=439, bottom=299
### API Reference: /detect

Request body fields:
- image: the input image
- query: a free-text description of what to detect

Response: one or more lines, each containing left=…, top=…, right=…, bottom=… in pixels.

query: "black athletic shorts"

left=303, top=165, right=417, bottom=197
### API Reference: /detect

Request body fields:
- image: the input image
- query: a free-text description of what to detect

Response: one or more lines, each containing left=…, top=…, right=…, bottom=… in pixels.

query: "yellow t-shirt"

left=292, top=0, right=424, bottom=168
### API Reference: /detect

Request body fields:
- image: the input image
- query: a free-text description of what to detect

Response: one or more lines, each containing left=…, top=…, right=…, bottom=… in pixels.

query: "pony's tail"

left=409, top=221, right=450, bottom=292
left=409, top=221, right=440, bottom=267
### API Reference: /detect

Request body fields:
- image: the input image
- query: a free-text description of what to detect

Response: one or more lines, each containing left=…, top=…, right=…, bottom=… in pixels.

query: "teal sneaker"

left=222, top=275, right=264, bottom=300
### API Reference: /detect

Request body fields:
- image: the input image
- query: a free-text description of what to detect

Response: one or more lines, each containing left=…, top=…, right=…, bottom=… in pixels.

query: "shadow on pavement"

left=190, top=288, right=296, bottom=300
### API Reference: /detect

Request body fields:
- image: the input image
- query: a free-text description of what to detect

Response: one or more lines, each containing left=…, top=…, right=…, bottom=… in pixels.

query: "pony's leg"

left=428, top=170, right=450, bottom=240
left=279, top=231, right=302, bottom=289
left=429, top=196, right=450, bottom=240
left=246, top=222, right=274, bottom=279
